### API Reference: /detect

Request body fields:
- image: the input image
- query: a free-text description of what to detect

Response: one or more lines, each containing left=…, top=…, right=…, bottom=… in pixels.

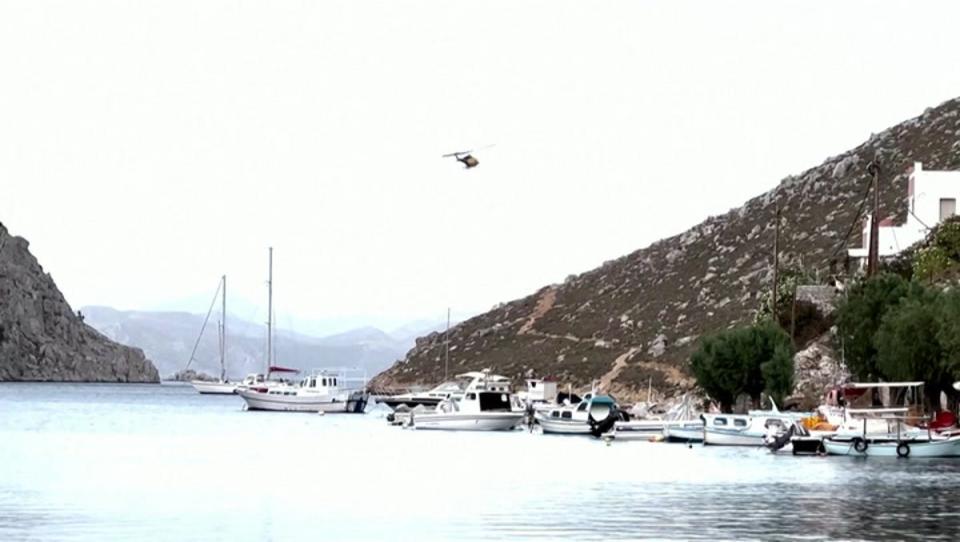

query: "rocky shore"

left=0, top=223, right=159, bottom=383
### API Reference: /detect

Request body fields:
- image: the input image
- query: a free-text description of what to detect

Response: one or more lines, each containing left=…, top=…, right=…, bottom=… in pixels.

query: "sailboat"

left=190, top=275, right=238, bottom=395
left=236, top=247, right=301, bottom=392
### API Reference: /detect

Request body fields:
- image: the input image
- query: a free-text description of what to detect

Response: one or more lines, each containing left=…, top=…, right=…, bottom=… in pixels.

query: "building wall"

left=849, top=162, right=960, bottom=262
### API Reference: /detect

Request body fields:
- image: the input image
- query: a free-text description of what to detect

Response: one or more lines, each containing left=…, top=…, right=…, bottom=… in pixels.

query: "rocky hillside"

left=0, top=223, right=159, bottom=382
left=372, top=97, right=960, bottom=400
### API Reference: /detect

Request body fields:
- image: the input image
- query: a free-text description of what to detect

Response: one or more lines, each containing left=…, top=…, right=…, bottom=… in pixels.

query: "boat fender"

left=896, top=442, right=910, bottom=458
left=853, top=438, right=868, bottom=453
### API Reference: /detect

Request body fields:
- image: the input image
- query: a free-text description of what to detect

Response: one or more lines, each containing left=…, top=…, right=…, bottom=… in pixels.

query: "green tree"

left=762, top=342, right=795, bottom=407
left=875, top=288, right=947, bottom=410
left=836, top=273, right=919, bottom=381
left=936, top=290, right=960, bottom=404
left=690, top=321, right=794, bottom=412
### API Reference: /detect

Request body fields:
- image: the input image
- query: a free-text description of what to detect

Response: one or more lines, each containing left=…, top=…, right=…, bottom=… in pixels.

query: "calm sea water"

left=2, top=383, right=959, bottom=541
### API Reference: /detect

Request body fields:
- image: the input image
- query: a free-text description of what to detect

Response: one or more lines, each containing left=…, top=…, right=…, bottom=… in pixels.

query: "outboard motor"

left=764, top=424, right=796, bottom=452
left=587, top=407, right=622, bottom=438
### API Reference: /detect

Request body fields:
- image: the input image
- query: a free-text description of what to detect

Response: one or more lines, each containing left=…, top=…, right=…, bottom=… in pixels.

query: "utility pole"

left=772, top=202, right=781, bottom=316
left=867, top=160, right=882, bottom=277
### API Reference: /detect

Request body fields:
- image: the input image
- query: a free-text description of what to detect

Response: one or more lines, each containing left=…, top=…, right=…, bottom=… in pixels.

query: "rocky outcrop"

left=0, top=223, right=159, bottom=382
left=372, top=97, right=960, bottom=402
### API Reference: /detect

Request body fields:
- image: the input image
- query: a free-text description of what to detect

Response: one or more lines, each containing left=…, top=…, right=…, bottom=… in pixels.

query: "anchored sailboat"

left=189, top=275, right=238, bottom=395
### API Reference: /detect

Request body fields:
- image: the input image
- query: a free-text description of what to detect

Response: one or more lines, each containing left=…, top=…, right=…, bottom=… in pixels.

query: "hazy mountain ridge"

left=371, top=97, right=960, bottom=401
left=82, top=306, right=442, bottom=379
left=0, top=224, right=159, bottom=382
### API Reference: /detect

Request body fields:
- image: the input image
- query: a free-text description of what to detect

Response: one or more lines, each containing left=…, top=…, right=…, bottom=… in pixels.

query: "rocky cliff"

left=372, top=97, right=960, bottom=401
left=0, top=223, right=159, bottom=382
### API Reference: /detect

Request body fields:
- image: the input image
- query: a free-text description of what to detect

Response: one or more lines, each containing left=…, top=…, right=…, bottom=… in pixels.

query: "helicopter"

left=442, top=145, right=494, bottom=169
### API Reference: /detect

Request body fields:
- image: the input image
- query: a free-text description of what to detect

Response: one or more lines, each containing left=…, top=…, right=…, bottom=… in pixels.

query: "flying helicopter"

left=442, top=145, right=495, bottom=169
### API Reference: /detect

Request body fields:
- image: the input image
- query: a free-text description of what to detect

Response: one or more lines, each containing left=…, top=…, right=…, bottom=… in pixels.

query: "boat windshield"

left=478, top=392, right=512, bottom=412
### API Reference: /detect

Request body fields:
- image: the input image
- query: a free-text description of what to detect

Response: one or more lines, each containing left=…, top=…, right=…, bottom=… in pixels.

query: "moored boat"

left=411, top=371, right=523, bottom=431
left=375, top=381, right=465, bottom=410
left=534, top=393, right=620, bottom=436
left=663, top=420, right=705, bottom=443
left=702, top=411, right=805, bottom=446
left=192, top=380, right=238, bottom=395
left=238, top=369, right=369, bottom=413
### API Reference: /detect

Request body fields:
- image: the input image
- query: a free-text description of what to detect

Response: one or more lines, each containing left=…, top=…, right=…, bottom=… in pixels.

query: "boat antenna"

left=267, top=247, right=273, bottom=375
left=444, top=307, right=450, bottom=381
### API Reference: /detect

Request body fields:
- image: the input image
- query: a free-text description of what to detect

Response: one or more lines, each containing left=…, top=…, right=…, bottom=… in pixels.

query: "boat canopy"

left=268, top=365, right=300, bottom=374
left=846, top=381, right=924, bottom=389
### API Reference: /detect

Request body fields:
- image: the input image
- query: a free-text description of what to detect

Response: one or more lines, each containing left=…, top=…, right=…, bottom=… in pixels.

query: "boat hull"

left=535, top=416, right=591, bottom=435
left=238, top=390, right=368, bottom=413
left=413, top=412, right=523, bottom=431
left=191, top=381, right=237, bottom=395
left=824, top=436, right=960, bottom=457
left=663, top=424, right=704, bottom=443
left=703, top=429, right=764, bottom=446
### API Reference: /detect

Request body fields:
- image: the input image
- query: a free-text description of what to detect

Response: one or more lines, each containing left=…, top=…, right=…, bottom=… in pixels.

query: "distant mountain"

left=0, top=225, right=158, bottom=382
left=81, top=306, right=415, bottom=379
left=372, top=96, right=960, bottom=402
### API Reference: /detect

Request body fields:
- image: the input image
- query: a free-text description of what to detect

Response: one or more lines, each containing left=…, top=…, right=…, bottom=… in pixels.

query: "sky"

left=2, top=1, right=960, bottom=335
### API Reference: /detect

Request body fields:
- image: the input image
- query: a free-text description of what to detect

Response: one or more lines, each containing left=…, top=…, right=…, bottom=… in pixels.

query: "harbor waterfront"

left=3, top=383, right=960, bottom=541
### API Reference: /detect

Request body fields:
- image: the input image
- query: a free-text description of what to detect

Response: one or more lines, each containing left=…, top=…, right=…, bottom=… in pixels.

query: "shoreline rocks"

left=0, top=222, right=160, bottom=383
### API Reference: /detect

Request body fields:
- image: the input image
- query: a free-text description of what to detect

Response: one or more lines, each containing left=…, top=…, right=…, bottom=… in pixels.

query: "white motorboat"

left=376, top=381, right=465, bottom=410
left=534, top=393, right=620, bottom=435
left=411, top=371, right=524, bottom=431
left=663, top=421, right=705, bottom=443
left=701, top=411, right=805, bottom=446
left=239, top=370, right=369, bottom=413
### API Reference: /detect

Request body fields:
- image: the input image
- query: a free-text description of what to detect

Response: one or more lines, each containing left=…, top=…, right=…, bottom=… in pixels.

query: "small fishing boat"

left=411, top=371, right=524, bottom=431
left=238, top=369, right=369, bottom=413
left=662, top=420, right=705, bottom=443
left=702, top=411, right=806, bottom=446
left=535, top=393, right=621, bottom=436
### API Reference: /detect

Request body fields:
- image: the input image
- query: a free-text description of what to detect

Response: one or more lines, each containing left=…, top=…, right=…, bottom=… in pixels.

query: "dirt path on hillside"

left=518, top=286, right=557, bottom=335
left=598, top=347, right=640, bottom=392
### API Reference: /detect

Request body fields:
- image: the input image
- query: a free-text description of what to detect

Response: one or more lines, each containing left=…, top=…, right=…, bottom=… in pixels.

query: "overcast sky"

left=2, top=1, right=960, bottom=335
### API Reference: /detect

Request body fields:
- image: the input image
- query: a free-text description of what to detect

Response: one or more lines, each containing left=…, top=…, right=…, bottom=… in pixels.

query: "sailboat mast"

left=444, top=307, right=450, bottom=381
left=220, top=274, right=227, bottom=382
left=267, top=247, right=273, bottom=374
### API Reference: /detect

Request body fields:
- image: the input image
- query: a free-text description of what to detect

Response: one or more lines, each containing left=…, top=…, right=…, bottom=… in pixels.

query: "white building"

left=848, top=162, right=959, bottom=264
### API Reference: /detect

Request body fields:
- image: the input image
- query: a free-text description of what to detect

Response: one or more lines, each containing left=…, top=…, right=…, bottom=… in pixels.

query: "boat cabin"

left=524, top=379, right=558, bottom=403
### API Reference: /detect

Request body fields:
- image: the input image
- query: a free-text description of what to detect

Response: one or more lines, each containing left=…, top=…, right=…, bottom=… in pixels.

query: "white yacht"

left=238, top=370, right=369, bottom=413
left=376, top=381, right=465, bottom=410
left=411, top=371, right=524, bottom=431
left=534, top=393, right=619, bottom=435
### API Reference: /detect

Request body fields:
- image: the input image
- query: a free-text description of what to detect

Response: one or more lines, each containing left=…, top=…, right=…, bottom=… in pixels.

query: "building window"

left=941, top=198, right=956, bottom=221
